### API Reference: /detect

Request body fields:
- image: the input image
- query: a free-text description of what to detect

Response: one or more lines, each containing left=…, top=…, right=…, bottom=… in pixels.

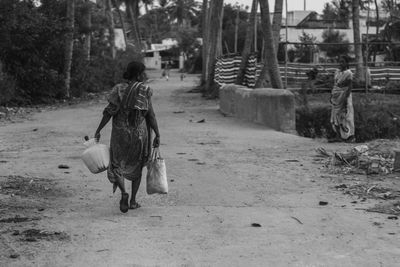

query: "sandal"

left=120, top=193, right=129, bottom=213
left=129, top=201, right=141, bottom=209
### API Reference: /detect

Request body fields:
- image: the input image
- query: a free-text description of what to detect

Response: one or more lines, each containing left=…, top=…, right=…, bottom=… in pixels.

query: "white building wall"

left=144, top=51, right=162, bottom=70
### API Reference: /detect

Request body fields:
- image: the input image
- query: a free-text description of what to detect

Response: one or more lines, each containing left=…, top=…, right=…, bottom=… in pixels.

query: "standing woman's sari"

left=330, top=69, right=355, bottom=140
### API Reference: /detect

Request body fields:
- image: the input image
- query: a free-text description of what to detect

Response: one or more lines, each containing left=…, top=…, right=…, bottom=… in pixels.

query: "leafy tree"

left=294, top=32, right=317, bottom=63
left=166, top=0, right=201, bottom=27
left=0, top=0, right=140, bottom=104
left=0, top=0, right=66, bottom=102
left=381, top=0, right=400, bottom=12
left=322, top=0, right=351, bottom=27
left=139, top=7, right=171, bottom=43
left=320, top=29, right=350, bottom=58
left=221, top=4, right=250, bottom=54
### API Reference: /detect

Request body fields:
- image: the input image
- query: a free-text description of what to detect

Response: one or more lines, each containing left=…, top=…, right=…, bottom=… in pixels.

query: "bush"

left=0, top=74, right=18, bottom=105
left=70, top=47, right=143, bottom=97
left=296, top=104, right=336, bottom=139
left=296, top=94, right=400, bottom=142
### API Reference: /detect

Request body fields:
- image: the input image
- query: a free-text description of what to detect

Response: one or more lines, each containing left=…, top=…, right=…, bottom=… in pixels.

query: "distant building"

left=281, top=9, right=389, bottom=43
left=279, top=9, right=390, bottom=62
left=143, top=39, right=178, bottom=70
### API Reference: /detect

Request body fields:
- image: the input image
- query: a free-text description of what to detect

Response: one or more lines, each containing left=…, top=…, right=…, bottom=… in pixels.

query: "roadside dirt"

left=1, top=70, right=399, bottom=266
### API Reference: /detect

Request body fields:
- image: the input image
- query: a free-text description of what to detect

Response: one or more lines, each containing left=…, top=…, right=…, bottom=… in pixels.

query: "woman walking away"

left=329, top=56, right=355, bottom=143
left=94, top=61, right=160, bottom=213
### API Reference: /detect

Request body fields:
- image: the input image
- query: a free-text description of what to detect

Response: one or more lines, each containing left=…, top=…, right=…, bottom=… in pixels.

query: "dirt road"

left=1, top=70, right=399, bottom=266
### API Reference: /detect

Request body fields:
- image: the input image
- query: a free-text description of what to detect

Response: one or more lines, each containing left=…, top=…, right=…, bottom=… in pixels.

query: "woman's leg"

left=130, top=176, right=142, bottom=209
left=116, top=176, right=129, bottom=213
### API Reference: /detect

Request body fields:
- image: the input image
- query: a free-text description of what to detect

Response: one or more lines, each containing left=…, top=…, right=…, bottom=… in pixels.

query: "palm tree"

left=272, top=0, right=283, bottom=50
left=352, top=0, right=365, bottom=84
left=256, top=0, right=283, bottom=89
left=83, top=0, right=92, bottom=61
left=105, top=0, right=116, bottom=58
left=167, top=0, right=200, bottom=27
left=236, top=0, right=258, bottom=85
left=112, top=0, right=128, bottom=47
left=63, top=0, right=75, bottom=98
left=204, top=0, right=224, bottom=96
left=125, top=0, right=141, bottom=50
left=201, top=0, right=208, bottom=84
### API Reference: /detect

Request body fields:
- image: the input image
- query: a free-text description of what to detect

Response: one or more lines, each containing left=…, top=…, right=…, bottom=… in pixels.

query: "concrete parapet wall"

left=219, top=84, right=296, bottom=134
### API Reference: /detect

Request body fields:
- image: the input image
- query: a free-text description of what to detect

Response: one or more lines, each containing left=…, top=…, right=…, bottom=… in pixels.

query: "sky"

left=223, top=0, right=334, bottom=14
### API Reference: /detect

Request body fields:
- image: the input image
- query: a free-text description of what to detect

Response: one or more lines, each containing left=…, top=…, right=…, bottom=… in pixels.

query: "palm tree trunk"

left=205, top=0, right=224, bottom=96
left=255, top=0, right=283, bottom=89
left=126, top=0, right=141, bottom=51
left=113, top=0, right=128, bottom=48
left=217, top=6, right=224, bottom=56
left=272, top=0, right=283, bottom=50
left=236, top=0, right=257, bottom=85
left=352, top=0, right=365, bottom=84
left=201, top=0, right=209, bottom=85
left=63, top=0, right=75, bottom=98
left=105, top=0, right=116, bottom=58
left=84, top=1, right=91, bottom=61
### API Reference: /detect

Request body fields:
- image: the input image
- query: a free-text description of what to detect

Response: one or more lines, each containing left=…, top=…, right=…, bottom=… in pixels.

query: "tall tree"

left=112, top=0, right=128, bottom=47
left=236, top=0, right=257, bottom=85
left=167, top=0, right=200, bottom=27
left=272, top=0, right=283, bottom=50
left=204, top=0, right=224, bottom=96
left=105, top=0, right=116, bottom=58
left=63, top=0, right=75, bottom=98
left=352, top=0, right=365, bottom=84
left=255, top=0, right=283, bottom=89
left=201, top=0, right=208, bottom=84
left=126, top=0, right=142, bottom=51
left=83, top=0, right=92, bottom=61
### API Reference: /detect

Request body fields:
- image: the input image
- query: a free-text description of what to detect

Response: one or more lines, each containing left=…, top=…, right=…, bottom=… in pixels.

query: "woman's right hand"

left=153, top=136, right=160, bottom=148
left=94, top=132, right=101, bottom=142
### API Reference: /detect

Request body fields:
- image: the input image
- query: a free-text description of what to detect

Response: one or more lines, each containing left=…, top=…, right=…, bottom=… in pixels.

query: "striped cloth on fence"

left=214, top=54, right=260, bottom=88
left=214, top=54, right=242, bottom=86
left=214, top=54, right=400, bottom=88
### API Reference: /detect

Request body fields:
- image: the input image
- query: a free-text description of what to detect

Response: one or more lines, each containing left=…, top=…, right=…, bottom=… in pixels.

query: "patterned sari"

left=330, top=69, right=354, bottom=140
left=103, top=82, right=154, bottom=186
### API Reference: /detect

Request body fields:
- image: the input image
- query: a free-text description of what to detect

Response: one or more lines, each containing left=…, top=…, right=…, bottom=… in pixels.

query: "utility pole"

left=304, top=0, right=306, bottom=10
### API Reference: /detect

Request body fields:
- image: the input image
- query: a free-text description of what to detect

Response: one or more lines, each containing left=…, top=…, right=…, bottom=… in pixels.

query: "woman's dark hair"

left=339, top=55, right=350, bottom=69
left=123, top=61, right=146, bottom=80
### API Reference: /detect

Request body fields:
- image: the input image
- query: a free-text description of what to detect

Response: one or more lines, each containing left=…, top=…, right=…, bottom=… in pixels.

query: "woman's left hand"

left=153, top=136, right=160, bottom=148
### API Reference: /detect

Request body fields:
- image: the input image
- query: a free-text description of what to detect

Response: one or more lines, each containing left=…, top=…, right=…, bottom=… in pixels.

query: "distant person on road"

left=329, top=56, right=355, bottom=143
left=164, top=61, right=171, bottom=81
left=94, top=61, right=160, bottom=213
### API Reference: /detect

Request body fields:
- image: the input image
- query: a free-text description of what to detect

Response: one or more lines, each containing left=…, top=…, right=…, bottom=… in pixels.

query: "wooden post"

left=394, top=150, right=400, bottom=171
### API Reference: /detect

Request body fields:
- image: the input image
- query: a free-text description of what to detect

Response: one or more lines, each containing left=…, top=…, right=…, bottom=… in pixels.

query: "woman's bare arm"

left=94, top=112, right=112, bottom=141
left=146, top=100, right=160, bottom=147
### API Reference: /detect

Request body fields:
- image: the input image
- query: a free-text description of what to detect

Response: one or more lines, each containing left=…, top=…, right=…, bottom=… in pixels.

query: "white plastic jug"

left=81, top=136, right=110, bottom=174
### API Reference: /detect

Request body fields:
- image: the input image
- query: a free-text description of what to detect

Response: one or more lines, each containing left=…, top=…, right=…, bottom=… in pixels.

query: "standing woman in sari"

left=94, top=61, right=160, bottom=213
left=329, top=56, right=355, bottom=142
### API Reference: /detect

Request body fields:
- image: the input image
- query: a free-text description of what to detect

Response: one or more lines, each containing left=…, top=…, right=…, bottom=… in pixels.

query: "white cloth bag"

left=81, top=138, right=110, bottom=174
left=146, top=148, right=168, bottom=194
